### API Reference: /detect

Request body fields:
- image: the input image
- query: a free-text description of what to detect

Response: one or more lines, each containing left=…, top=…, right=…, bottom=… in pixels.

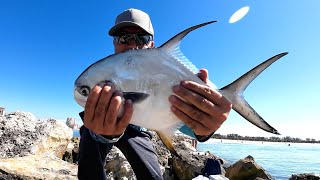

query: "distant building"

left=0, top=107, right=4, bottom=116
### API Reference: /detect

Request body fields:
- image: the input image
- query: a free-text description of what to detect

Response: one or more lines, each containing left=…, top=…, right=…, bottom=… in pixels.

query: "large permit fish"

left=74, top=21, right=288, bottom=155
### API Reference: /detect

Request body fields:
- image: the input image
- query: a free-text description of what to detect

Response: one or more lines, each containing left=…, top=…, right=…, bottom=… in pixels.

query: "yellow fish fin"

left=156, top=131, right=180, bottom=158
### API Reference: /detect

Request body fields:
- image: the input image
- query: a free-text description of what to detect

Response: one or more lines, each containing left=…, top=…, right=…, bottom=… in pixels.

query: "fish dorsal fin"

left=159, top=21, right=217, bottom=74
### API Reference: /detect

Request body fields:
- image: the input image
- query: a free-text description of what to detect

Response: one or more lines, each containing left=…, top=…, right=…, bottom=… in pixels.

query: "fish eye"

left=79, top=86, right=90, bottom=96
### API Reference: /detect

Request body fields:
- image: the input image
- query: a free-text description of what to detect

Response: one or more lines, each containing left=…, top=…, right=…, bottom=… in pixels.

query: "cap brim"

left=108, top=22, right=152, bottom=36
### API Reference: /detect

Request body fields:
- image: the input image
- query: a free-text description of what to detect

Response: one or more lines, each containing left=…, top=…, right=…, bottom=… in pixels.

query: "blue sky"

left=1, top=1, right=319, bottom=140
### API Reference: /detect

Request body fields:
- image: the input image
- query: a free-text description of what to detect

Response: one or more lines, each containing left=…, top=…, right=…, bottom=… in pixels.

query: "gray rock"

left=105, top=147, right=136, bottom=180
left=0, top=111, right=73, bottom=159
left=172, top=134, right=225, bottom=179
left=225, top=155, right=274, bottom=180
left=0, top=111, right=39, bottom=158
left=0, top=111, right=74, bottom=179
left=152, top=132, right=200, bottom=179
left=0, top=153, right=77, bottom=179
left=289, top=173, right=320, bottom=180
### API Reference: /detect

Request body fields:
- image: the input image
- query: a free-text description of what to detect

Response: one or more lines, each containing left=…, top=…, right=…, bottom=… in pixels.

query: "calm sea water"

left=74, top=130, right=80, bottom=137
left=197, top=139, right=320, bottom=180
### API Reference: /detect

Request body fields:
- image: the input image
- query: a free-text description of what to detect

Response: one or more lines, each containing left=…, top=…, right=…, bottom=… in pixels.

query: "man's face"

left=113, top=26, right=154, bottom=53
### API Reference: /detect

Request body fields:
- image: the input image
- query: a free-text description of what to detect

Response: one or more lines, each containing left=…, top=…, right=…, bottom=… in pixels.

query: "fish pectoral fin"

left=156, top=131, right=180, bottom=158
left=123, top=92, right=149, bottom=104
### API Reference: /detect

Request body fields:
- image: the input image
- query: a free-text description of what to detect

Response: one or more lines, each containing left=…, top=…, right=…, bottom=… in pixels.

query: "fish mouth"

left=74, top=90, right=87, bottom=108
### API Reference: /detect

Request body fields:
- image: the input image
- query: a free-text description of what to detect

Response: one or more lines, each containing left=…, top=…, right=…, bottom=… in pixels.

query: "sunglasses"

left=114, top=33, right=153, bottom=46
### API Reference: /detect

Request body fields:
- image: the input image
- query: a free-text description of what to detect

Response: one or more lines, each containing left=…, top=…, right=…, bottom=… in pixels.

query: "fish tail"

left=219, top=52, right=288, bottom=135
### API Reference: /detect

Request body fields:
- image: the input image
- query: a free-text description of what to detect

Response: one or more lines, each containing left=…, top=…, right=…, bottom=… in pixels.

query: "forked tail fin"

left=219, top=52, right=288, bottom=135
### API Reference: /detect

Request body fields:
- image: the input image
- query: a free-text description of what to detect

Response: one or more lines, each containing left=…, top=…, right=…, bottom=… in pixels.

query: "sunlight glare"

left=229, top=6, right=250, bottom=23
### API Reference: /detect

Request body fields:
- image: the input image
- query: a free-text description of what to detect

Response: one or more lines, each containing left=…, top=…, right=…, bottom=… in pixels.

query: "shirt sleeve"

left=178, top=124, right=215, bottom=142
left=89, top=129, right=124, bottom=143
left=79, top=111, right=123, bottom=143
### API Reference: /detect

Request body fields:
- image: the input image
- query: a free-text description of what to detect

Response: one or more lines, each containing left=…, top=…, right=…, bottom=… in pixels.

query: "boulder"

left=289, top=173, right=320, bottom=180
left=104, top=147, right=136, bottom=180
left=0, top=111, right=74, bottom=179
left=0, top=153, right=77, bottom=179
left=225, top=155, right=274, bottom=180
left=171, top=134, right=225, bottom=179
left=62, top=137, right=80, bottom=164
left=0, top=111, right=73, bottom=159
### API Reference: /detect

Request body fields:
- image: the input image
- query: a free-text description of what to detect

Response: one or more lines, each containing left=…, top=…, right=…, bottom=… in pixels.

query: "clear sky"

left=1, top=1, right=319, bottom=140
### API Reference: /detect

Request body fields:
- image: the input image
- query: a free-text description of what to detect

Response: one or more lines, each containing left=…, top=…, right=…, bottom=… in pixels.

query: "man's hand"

left=169, top=69, right=232, bottom=136
left=83, top=82, right=133, bottom=137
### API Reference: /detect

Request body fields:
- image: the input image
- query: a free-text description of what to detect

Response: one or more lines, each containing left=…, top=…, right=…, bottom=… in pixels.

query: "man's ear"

left=113, top=38, right=116, bottom=45
left=149, top=41, right=155, bottom=48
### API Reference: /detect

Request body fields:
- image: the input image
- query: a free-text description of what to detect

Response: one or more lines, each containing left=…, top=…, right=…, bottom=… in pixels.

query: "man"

left=78, top=8, right=232, bottom=180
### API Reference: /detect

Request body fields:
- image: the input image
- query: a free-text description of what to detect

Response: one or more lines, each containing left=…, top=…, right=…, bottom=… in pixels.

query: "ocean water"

left=74, top=129, right=80, bottom=137
left=197, top=139, right=320, bottom=180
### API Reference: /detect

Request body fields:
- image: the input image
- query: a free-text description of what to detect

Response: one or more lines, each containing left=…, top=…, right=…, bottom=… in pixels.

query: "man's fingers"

left=84, top=84, right=104, bottom=128
left=94, top=82, right=114, bottom=126
left=169, top=95, right=212, bottom=126
left=170, top=105, right=211, bottom=135
left=172, top=84, right=225, bottom=117
left=104, top=90, right=123, bottom=127
left=169, top=95, right=223, bottom=136
left=178, top=81, right=231, bottom=111
left=117, top=99, right=133, bottom=132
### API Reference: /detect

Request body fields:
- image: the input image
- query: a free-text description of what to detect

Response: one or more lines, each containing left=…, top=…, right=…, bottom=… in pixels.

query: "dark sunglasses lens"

left=117, top=37, right=126, bottom=44
left=115, top=34, right=152, bottom=45
left=137, top=35, right=151, bottom=44
left=115, top=35, right=131, bottom=44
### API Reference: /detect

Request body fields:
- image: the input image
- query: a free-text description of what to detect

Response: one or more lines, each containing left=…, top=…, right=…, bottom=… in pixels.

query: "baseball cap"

left=108, top=8, right=154, bottom=36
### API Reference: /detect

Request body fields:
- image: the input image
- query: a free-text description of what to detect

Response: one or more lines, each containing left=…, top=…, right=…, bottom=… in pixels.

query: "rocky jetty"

left=1, top=111, right=314, bottom=179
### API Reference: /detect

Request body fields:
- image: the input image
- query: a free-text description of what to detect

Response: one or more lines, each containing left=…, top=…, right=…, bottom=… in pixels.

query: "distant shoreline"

left=204, top=138, right=319, bottom=145
left=72, top=129, right=319, bottom=144
left=211, top=134, right=320, bottom=144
